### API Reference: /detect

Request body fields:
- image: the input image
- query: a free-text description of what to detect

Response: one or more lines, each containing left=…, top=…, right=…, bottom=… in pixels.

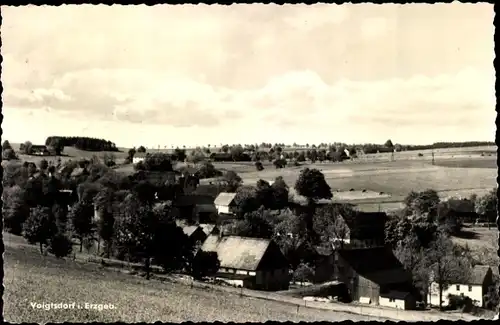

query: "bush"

left=255, top=161, right=264, bottom=171
left=418, top=153, right=424, bottom=157
left=48, top=233, right=73, bottom=258
left=137, top=146, right=146, bottom=153
left=2, top=149, right=18, bottom=160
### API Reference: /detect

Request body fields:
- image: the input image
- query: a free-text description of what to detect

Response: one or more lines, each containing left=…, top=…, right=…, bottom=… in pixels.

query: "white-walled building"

left=214, top=192, right=237, bottom=215
left=428, top=265, right=493, bottom=307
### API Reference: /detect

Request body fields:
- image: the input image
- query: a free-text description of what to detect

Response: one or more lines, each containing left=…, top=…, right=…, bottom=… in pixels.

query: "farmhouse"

left=172, top=194, right=218, bottom=224
left=437, top=199, right=478, bottom=223
left=175, top=220, right=208, bottom=244
left=214, top=192, right=237, bottom=215
left=200, top=235, right=290, bottom=291
left=333, top=247, right=416, bottom=309
left=428, top=265, right=493, bottom=307
left=30, top=145, right=50, bottom=156
left=132, top=152, right=147, bottom=164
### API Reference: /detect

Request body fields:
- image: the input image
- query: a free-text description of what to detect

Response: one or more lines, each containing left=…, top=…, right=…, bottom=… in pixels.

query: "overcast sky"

left=1, top=3, right=495, bottom=148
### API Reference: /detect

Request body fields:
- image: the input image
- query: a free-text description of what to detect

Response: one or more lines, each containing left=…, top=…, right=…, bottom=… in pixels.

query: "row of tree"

left=45, top=136, right=119, bottom=152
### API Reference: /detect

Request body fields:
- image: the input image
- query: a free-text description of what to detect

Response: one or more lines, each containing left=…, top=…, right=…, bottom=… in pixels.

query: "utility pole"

left=431, top=150, right=435, bottom=165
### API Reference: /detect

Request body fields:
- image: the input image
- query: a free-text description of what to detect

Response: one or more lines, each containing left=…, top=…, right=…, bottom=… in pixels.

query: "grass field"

left=4, top=233, right=384, bottom=323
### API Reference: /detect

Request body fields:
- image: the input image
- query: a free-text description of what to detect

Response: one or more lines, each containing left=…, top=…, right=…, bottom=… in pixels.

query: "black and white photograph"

left=1, top=2, right=497, bottom=323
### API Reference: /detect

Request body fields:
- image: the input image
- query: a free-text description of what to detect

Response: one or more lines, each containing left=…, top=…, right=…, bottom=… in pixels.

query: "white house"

left=214, top=192, right=237, bottom=215
left=428, top=265, right=493, bottom=307
left=379, top=291, right=417, bottom=310
left=132, top=153, right=147, bottom=164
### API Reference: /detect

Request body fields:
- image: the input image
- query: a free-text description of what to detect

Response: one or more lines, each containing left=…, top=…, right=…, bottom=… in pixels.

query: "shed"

left=214, top=192, right=238, bottom=215
left=200, top=235, right=290, bottom=291
left=379, top=290, right=417, bottom=310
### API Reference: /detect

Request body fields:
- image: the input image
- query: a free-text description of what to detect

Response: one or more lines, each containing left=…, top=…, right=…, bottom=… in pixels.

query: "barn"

left=200, top=234, right=290, bottom=291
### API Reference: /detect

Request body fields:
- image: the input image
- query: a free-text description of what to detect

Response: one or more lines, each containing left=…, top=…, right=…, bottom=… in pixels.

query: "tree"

left=295, top=168, right=332, bottom=243
left=48, top=232, right=73, bottom=258
left=143, top=153, right=174, bottom=172
left=255, top=161, right=264, bottom=171
left=22, top=206, right=58, bottom=254
left=114, top=194, right=194, bottom=278
left=295, top=168, right=332, bottom=203
left=69, top=201, right=95, bottom=252
left=475, top=188, right=497, bottom=229
left=127, top=148, right=136, bottom=163
left=293, top=262, right=315, bottom=285
left=271, top=176, right=289, bottom=210
left=39, top=159, right=49, bottom=171
left=226, top=207, right=274, bottom=239
left=426, top=232, right=472, bottom=310
left=103, top=153, right=116, bottom=167
left=197, top=161, right=222, bottom=178
left=3, top=185, right=30, bottom=235
left=404, top=189, right=440, bottom=218
left=94, top=188, right=116, bottom=257
left=23, top=141, right=33, bottom=155
left=190, top=251, right=220, bottom=280
left=394, top=234, right=429, bottom=300
left=137, top=146, right=146, bottom=153
left=2, top=148, right=17, bottom=160
left=384, top=139, right=394, bottom=149
left=174, top=148, right=187, bottom=162
left=313, top=204, right=353, bottom=248
left=2, top=140, right=13, bottom=151
left=233, top=186, right=261, bottom=217
left=223, top=171, right=242, bottom=192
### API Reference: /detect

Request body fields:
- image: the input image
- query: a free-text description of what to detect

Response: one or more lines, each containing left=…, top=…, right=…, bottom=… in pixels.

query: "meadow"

left=3, top=232, right=385, bottom=323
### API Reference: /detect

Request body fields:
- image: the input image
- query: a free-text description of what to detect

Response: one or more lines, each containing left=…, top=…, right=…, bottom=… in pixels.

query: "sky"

left=1, top=3, right=495, bottom=148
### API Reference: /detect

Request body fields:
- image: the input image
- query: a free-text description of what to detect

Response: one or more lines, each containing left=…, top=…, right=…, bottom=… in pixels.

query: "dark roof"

left=337, top=247, right=411, bottom=285
left=380, top=290, right=411, bottom=300
left=441, top=199, right=476, bottom=213
left=174, top=194, right=214, bottom=207
left=201, top=235, right=273, bottom=271
left=469, top=265, right=491, bottom=285
left=341, top=211, right=387, bottom=240
left=31, top=145, right=47, bottom=150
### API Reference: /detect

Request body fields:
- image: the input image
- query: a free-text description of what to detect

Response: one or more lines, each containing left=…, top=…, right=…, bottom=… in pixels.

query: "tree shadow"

left=453, top=229, right=479, bottom=240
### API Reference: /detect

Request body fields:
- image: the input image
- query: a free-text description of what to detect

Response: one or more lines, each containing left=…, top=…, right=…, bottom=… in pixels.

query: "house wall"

left=255, top=268, right=289, bottom=291
left=357, top=275, right=381, bottom=305
left=133, top=157, right=145, bottom=164
left=216, top=205, right=231, bottom=214
left=379, top=297, right=406, bottom=309
left=428, top=282, right=484, bottom=307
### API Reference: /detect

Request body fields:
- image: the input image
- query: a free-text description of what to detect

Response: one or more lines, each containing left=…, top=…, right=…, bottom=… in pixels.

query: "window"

left=468, top=285, right=472, bottom=292
left=389, top=298, right=395, bottom=302
left=456, top=285, right=460, bottom=291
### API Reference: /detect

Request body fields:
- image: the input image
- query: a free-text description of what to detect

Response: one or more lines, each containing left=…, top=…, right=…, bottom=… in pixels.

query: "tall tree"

left=69, top=201, right=95, bottom=252
left=226, top=206, right=274, bottom=239
left=404, top=189, right=440, bottom=218
left=294, top=168, right=332, bottom=242
left=475, top=188, right=497, bottom=229
left=22, top=206, right=58, bottom=254
left=426, top=232, right=472, bottom=310
left=223, top=171, right=242, bottom=192
left=384, top=139, right=394, bottom=149
left=2, top=140, right=13, bottom=151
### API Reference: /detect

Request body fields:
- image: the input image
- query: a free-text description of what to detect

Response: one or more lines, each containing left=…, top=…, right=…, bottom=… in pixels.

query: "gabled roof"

left=199, top=223, right=217, bottom=236
left=341, top=211, right=387, bottom=240
left=337, top=247, right=411, bottom=285
left=175, top=194, right=215, bottom=207
left=200, top=235, right=273, bottom=271
left=469, top=265, right=491, bottom=285
left=441, top=199, right=476, bottom=213
left=380, top=291, right=411, bottom=300
left=70, top=167, right=88, bottom=178
left=214, top=192, right=237, bottom=206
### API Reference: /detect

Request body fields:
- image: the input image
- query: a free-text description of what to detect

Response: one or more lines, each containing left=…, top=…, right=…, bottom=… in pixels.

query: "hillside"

left=3, top=233, right=382, bottom=323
